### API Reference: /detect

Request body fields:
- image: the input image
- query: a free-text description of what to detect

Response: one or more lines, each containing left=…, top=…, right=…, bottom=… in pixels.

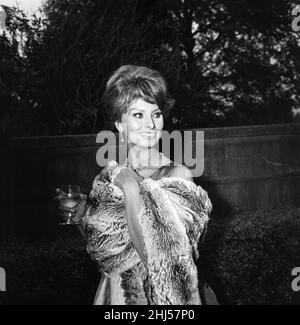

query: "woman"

left=57, top=65, right=217, bottom=305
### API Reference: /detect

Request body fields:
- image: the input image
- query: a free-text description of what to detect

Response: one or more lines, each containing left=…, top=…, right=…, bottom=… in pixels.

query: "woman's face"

left=115, top=98, right=164, bottom=148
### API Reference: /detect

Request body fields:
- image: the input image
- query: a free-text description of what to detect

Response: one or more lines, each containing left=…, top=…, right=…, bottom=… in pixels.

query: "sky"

left=0, top=0, right=44, bottom=15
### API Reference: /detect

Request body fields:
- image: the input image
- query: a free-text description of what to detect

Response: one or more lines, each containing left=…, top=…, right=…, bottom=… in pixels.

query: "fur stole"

left=82, top=162, right=212, bottom=305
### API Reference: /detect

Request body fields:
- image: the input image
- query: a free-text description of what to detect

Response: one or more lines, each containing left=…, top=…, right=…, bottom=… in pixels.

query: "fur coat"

left=82, top=162, right=212, bottom=305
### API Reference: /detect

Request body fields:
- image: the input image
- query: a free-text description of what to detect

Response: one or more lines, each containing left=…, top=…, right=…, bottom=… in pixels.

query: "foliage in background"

left=0, top=5, right=45, bottom=137
left=0, top=206, right=299, bottom=305
left=0, top=237, right=99, bottom=304
left=199, top=205, right=300, bottom=305
left=1, top=0, right=300, bottom=136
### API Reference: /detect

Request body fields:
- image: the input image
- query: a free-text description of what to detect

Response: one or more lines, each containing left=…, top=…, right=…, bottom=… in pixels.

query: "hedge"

left=0, top=205, right=299, bottom=304
left=198, top=205, right=300, bottom=305
left=0, top=236, right=99, bottom=305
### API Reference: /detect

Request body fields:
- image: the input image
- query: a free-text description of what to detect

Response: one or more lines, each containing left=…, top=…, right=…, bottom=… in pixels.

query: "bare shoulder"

left=170, top=165, right=193, bottom=181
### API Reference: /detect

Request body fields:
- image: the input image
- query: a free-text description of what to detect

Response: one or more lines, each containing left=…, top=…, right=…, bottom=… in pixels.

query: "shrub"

left=1, top=206, right=300, bottom=304
left=0, top=236, right=99, bottom=305
left=199, top=205, right=300, bottom=305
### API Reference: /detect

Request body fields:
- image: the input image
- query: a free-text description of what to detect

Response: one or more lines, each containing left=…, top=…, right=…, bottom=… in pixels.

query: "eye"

left=154, top=112, right=162, bottom=118
left=133, top=113, right=143, bottom=118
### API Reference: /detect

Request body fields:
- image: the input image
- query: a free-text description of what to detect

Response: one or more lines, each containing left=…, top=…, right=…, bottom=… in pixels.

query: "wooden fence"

left=1, top=123, right=299, bottom=243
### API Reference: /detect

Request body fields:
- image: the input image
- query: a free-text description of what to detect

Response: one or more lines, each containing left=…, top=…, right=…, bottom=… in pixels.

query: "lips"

left=140, top=132, right=157, bottom=137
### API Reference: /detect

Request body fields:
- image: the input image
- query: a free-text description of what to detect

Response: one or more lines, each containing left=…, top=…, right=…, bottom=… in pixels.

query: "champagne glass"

left=58, top=185, right=82, bottom=225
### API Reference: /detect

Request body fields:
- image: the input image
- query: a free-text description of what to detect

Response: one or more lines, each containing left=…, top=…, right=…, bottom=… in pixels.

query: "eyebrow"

left=129, top=107, right=161, bottom=113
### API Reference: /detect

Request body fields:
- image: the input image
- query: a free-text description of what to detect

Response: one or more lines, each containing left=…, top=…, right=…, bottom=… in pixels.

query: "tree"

left=24, top=0, right=178, bottom=134
left=1, top=0, right=299, bottom=136
left=160, top=0, right=300, bottom=128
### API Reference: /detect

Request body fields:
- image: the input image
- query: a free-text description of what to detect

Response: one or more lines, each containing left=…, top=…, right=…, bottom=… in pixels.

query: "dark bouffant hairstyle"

left=101, top=65, right=175, bottom=129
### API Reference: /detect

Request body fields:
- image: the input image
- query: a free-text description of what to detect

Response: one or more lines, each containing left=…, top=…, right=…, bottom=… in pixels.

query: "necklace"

left=125, top=152, right=165, bottom=172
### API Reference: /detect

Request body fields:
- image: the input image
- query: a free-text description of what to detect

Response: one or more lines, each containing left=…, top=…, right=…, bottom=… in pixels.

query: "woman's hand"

left=54, top=188, right=87, bottom=224
left=112, top=167, right=144, bottom=191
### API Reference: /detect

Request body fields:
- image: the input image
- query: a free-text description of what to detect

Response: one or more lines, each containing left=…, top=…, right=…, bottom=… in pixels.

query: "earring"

left=120, top=132, right=124, bottom=143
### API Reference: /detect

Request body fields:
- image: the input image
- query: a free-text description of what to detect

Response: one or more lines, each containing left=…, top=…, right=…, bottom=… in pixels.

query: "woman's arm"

left=118, top=166, right=193, bottom=262
left=70, top=194, right=88, bottom=240
left=170, top=165, right=194, bottom=182
left=122, top=180, right=146, bottom=263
